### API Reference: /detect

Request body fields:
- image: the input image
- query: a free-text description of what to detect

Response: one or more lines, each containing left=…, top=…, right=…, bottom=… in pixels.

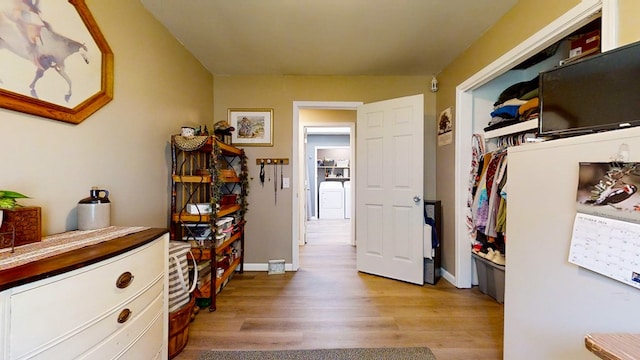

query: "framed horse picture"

left=228, top=108, right=274, bottom=146
left=0, top=0, right=113, bottom=124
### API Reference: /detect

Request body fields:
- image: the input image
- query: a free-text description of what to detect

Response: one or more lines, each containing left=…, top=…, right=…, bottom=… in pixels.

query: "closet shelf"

left=484, top=119, right=538, bottom=139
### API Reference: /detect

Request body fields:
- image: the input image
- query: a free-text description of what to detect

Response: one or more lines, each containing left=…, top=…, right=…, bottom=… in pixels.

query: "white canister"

left=181, top=127, right=195, bottom=137
left=78, top=187, right=111, bottom=230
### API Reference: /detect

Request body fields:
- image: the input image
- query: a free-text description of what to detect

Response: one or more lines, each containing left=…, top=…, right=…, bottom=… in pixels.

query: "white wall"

left=505, top=127, right=640, bottom=359
left=0, top=0, right=213, bottom=235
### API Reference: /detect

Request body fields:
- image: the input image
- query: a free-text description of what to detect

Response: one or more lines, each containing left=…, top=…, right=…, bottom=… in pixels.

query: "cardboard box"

left=569, top=30, right=600, bottom=58
left=0, top=206, right=42, bottom=248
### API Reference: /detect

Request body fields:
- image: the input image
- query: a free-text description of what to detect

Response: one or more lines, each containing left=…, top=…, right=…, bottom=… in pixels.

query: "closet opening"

left=453, top=1, right=610, bottom=288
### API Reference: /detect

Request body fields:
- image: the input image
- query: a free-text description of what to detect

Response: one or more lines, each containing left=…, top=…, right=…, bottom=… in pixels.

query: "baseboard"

left=440, top=268, right=458, bottom=287
left=243, top=263, right=464, bottom=287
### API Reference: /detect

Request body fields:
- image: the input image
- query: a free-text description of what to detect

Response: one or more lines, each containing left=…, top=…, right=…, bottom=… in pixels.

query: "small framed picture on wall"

left=228, top=108, right=274, bottom=146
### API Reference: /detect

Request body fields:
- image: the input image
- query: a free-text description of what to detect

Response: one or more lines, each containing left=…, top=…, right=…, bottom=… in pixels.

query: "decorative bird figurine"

left=587, top=183, right=637, bottom=207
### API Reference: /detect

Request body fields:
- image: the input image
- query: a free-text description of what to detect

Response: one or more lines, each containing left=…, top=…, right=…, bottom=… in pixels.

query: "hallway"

left=175, top=235, right=504, bottom=360
left=305, top=218, right=351, bottom=245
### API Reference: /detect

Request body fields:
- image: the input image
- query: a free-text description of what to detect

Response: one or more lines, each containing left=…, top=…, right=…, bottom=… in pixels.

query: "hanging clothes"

left=466, top=134, right=486, bottom=242
left=472, top=152, right=497, bottom=235
left=472, top=150, right=507, bottom=237
left=485, top=152, right=507, bottom=238
left=424, top=205, right=439, bottom=260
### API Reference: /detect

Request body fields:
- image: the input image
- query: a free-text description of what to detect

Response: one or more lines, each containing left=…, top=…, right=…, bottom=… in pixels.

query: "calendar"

left=569, top=213, right=640, bottom=290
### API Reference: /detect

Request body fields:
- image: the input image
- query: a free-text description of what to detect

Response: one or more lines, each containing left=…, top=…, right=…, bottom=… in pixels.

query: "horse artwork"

left=0, top=0, right=112, bottom=124
left=229, top=109, right=274, bottom=146
left=0, top=0, right=97, bottom=105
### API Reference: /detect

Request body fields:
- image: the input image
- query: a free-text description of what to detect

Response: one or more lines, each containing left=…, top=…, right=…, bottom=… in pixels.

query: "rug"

left=197, top=347, right=437, bottom=360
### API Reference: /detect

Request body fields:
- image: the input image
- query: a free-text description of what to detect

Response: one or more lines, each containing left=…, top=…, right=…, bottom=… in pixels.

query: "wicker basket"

left=168, top=295, right=196, bottom=359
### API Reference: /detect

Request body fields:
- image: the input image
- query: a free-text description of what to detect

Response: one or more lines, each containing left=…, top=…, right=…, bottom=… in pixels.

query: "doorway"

left=307, top=132, right=351, bottom=245
left=313, top=145, right=350, bottom=219
left=292, top=101, right=362, bottom=271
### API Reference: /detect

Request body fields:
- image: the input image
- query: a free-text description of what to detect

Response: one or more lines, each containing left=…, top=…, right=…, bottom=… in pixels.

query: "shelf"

left=194, top=277, right=211, bottom=298
left=317, top=166, right=349, bottom=169
left=172, top=204, right=241, bottom=222
left=215, top=229, right=243, bottom=255
left=324, top=177, right=350, bottom=181
left=195, top=257, right=241, bottom=298
left=215, top=257, right=241, bottom=293
left=172, top=211, right=211, bottom=223
left=171, top=134, right=246, bottom=313
left=172, top=174, right=212, bottom=183
left=216, top=204, right=241, bottom=217
left=221, top=176, right=241, bottom=183
left=172, top=137, right=243, bottom=155
left=188, top=247, right=212, bottom=261
left=484, top=118, right=538, bottom=139
left=186, top=224, right=244, bottom=260
left=217, top=140, right=243, bottom=156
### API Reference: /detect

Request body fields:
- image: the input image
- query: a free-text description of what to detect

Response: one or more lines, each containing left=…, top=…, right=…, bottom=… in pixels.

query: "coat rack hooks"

left=256, top=158, right=289, bottom=165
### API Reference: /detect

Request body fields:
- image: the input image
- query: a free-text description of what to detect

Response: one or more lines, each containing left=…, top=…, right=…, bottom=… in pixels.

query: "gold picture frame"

left=228, top=108, right=274, bottom=146
left=0, top=0, right=114, bottom=124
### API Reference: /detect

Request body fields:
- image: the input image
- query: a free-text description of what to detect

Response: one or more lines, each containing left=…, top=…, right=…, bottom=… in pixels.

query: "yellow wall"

left=0, top=0, right=212, bottom=234
left=214, top=75, right=435, bottom=263
left=300, top=109, right=356, bottom=124
left=619, top=0, right=640, bottom=45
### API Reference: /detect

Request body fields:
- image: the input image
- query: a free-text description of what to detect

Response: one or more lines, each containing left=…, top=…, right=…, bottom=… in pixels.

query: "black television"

left=539, top=40, right=640, bottom=137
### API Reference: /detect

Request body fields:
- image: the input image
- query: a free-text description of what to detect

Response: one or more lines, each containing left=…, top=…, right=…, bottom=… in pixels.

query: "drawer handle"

left=116, top=271, right=134, bottom=289
left=117, top=308, right=132, bottom=324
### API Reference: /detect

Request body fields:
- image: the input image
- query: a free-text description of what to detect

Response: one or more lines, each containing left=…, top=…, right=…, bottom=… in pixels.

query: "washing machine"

left=343, top=181, right=351, bottom=219
left=319, top=181, right=344, bottom=219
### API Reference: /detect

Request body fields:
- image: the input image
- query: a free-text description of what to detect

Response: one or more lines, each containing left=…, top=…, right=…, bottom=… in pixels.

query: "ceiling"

left=139, top=0, right=519, bottom=76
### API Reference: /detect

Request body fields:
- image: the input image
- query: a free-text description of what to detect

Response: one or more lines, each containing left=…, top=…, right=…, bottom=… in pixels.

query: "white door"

left=356, top=94, right=424, bottom=285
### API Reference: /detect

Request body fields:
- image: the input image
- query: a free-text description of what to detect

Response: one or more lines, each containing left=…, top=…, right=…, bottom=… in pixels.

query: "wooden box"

left=0, top=206, right=42, bottom=248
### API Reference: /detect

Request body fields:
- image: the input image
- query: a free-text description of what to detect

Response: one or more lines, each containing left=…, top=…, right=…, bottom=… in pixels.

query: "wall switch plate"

left=282, top=177, right=290, bottom=188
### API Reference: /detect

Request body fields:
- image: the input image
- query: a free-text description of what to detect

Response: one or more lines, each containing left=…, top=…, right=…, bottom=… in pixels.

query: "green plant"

left=0, top=190, right=29, bottom=210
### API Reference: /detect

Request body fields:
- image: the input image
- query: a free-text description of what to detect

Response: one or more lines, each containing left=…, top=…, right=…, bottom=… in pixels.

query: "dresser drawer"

left=78, top=293, right=165, bottom=359
left=118, top=307, right=165, bottom=360
left=8, top=239, right=165, bottom=358
left=20, top=279, right=163, bottom=359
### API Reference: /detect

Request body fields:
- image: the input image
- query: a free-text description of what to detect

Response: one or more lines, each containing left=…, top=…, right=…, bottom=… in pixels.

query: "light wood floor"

left=304, top=218, right=351, bottom=244
left=174, top=224, right=504, bottom=360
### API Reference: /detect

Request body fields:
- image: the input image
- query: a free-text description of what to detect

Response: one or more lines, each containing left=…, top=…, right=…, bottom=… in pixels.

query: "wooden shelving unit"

left=170, top=135, right=248, bottom=311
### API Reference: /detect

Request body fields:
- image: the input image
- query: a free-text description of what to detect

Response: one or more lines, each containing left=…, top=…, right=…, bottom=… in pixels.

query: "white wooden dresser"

left=0, top=228, right=169, bottom=360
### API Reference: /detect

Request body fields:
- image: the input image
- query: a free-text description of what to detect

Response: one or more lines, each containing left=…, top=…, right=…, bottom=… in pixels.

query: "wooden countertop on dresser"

left=586, top=333, right=640, bottom=360
left=0, top=228, right=168, bottom=291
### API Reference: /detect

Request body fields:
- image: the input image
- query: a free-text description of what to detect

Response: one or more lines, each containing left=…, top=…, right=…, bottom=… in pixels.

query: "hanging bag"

left=168, top=241, right=198, bottom=313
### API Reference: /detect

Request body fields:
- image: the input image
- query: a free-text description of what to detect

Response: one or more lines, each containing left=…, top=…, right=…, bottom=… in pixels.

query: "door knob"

left=413, top=195, right=421, bottom=203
